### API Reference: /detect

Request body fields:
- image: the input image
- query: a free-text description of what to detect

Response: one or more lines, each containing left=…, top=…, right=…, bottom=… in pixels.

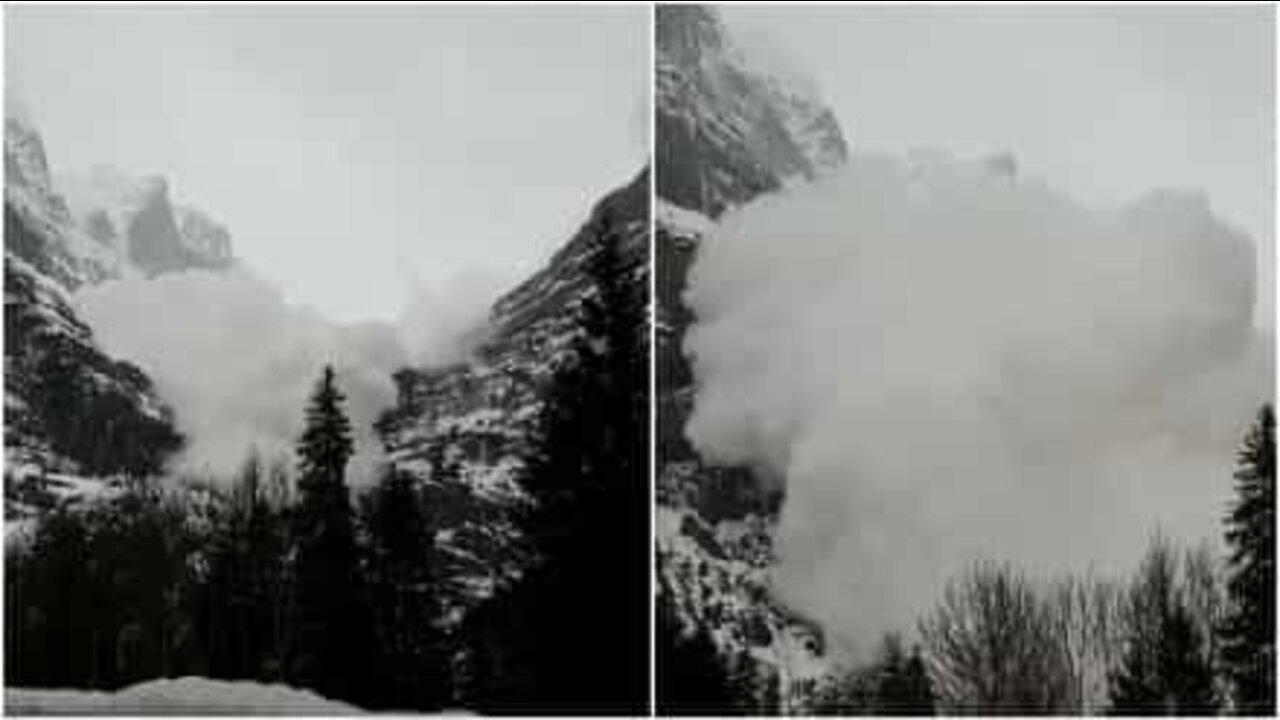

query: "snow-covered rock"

left=377, top=168, right=650, bottom=626
left=4, top=113, right=192, bottom=509
left=5, top=115, right=119, bottom=289
left=58, top=165, right=233, bottom=277
left=655, top=5, right=847, bottom=218
left=655, top=5, right=849, bottom=710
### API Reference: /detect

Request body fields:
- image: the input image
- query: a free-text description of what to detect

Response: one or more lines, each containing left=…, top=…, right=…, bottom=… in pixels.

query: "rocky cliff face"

left=655, top=5, right=850, bottom=709
left=58, top=164, right=234, bottom=277
left=5, top=117, right=119, bottom=290
left=376, top=168, right=650, bottom=624
left=656, top=5, right=846, bottom=217
left=4, top=113, right=231, bottom=517
left=4, top=115, right=187, bottom=516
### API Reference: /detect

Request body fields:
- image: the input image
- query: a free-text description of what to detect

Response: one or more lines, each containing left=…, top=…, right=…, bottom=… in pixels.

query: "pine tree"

left=903, top=644, right=937, bottom=715
left=197, top=451, right=293, bottom=682
left=263, top=457, right=294, bottom=681
left=462, top=212, right=648, bottom=713
left=875, top=633, right=910, bottom=713
left=1220, top=404, right=1276, bottom=715
left=7, top=483, right=197, bottom=689
left=201, top=455, right=254, bottom=678
left=297, top=366, right=355, bottom=501
left=874, top=634, right=936, bottom=715
left=365, top=463, right=448, bottom=710
left=520, top=210, right=644, bottom=553
left=288, top=366, right=371, bottom=704
left=6, top=505, right=95, bottom=687
left=1160, top=601, right=1217, bottom=712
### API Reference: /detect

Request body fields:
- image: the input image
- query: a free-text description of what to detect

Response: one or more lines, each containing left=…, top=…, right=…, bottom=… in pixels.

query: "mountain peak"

left=655, top=4, right=848, bottom=217
left=5, top=113, right=234, bottom=289
left=60, top=164, right=233, bottom=277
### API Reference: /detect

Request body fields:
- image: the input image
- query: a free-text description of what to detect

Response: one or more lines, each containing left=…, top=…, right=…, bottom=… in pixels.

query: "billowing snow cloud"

left=397, top=267, right=506, bottom=367
left=683, top=151, right=1273, bottom=651
left=74, top=266, right=487, bottom=485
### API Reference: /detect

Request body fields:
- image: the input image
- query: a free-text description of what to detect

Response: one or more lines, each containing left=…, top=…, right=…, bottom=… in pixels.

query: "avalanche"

left=683, top=149, right=1271, bottom=652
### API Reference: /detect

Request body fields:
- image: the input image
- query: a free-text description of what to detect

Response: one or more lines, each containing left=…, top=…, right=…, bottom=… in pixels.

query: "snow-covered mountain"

left=655, top=5, right=846, bottom=218
left=656, top=5, right=849, bottom=710
left=4, top=112, right=232, bottom=516
left=5, top=105, right=652, bottom=640
left=377, top=168, right=650, bottom=625
left=5, top=115, right=119, bottom=289
left=58, top=164, right=233, bottom=277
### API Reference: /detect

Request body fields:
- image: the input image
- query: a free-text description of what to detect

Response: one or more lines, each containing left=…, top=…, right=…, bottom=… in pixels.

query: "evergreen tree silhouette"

left=198, top=451, right=292, bottom=682
left=1220, top=404, right=1276, bottom=715
left=5, top=483, right=196, bottom=689
left=461, top=212, right=648, bottom=714
left=289, top=366, right=372, bottom=705
left=902, top=644, right=936, bottom=715
left=365, top=462, right=449, bottom=710
left=875, top=634, right=936, bottom=715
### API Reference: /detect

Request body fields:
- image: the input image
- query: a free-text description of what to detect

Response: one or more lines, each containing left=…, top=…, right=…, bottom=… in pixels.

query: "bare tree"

left=918, top=538, right=1224, bottom=715
left=919, top=561, right=1071, bottom=713
left=1109, top=534, right=1218, bottom=714
left=1182, top=542, right=1224, bottom=676
left=1044, top=571, right=1125, bottom=713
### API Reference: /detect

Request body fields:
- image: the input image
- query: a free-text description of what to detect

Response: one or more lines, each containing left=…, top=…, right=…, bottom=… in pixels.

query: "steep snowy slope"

left=377, top=168, right=650, bottom=624
left=655, top=5, right=850, bottom=710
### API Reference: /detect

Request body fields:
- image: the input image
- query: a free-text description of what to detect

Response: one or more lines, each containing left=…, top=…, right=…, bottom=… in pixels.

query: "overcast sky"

left=8, top=6, right=649, bottom=322
left=723, top=5, right=1275, bottom=328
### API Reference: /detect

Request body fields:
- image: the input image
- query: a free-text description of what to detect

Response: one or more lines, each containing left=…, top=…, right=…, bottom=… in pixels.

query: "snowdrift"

left=6, top=677, right=360, bottom=715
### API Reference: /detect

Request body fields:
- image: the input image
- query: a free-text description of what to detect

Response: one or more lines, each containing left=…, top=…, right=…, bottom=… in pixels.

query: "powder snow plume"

left=74, top=267, right=415, bottom=485
left=683, top=150, right=1273, bottom=653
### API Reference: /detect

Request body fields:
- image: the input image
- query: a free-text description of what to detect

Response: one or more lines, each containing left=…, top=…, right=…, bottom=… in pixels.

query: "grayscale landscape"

left=655, top=5, right=1276, bottom=715
left=5, top=6, right=650, bottom=714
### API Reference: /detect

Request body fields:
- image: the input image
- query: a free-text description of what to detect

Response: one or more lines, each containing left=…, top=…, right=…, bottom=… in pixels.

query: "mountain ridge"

left=377, top=167, right=651, bottom=625
left=4, top=113, right=233, bottom=515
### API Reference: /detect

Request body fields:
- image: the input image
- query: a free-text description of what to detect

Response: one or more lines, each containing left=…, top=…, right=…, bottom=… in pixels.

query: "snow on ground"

left=6, top=677, right=361, bottom=715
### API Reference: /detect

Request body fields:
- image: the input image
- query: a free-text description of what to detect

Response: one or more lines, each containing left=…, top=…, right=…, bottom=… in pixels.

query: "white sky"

left=7, top=5, right=649, bottom=322
left=723, top=5, right=1275, bottom=329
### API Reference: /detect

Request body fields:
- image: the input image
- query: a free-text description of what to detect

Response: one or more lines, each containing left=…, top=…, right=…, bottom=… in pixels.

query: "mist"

left=397, top=267, right=507, bottom=367
left=74, top=266, right=491, bottom=485
left=683, top=151, right=1272, bottom=653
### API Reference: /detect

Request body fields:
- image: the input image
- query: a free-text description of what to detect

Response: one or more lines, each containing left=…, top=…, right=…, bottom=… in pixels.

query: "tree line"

left=658, top=405, right=1275, bottom=717
left=6, top=216, right=648, bottom=713
left=4, top=367, right=449, bottom=710
left=905, top=405, right=1273, bottom=715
